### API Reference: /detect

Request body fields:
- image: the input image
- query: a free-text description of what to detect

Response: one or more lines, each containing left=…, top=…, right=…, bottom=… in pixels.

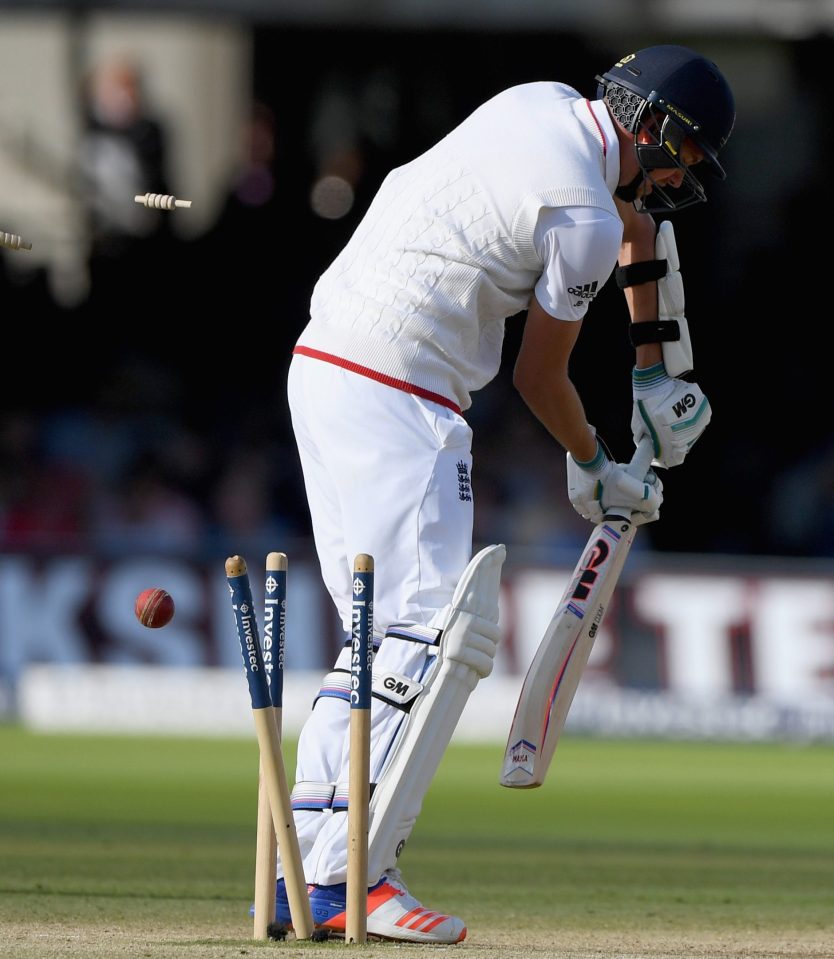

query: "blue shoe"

left=248, top=878, right=291, bottom=926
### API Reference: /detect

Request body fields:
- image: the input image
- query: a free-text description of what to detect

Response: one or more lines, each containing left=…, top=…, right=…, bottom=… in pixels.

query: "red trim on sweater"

left=584, top=98, right=607, bottom=155
left=293, top=345, right=463, bottom=415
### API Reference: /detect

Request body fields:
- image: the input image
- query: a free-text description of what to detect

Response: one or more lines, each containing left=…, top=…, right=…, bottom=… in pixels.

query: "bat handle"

left=626, top=435, right=655, bottom=481
left=604, top=436, right=656, bottom=521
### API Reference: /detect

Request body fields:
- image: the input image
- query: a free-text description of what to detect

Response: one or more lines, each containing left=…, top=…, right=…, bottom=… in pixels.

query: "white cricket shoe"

left=309, top=867, right=467, bottom=943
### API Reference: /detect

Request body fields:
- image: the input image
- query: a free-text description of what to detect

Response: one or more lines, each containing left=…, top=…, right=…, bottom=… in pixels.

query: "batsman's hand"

left=632, top=364, right=711, bottom=469
left=567, top=441, right=663, bottom=526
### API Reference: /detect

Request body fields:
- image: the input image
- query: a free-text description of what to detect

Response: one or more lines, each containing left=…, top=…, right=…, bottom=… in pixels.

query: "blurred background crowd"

left=1, top=5, right=832, bottom=565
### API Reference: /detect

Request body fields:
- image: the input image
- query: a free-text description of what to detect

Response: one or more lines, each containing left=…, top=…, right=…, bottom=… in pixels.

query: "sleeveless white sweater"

left=297, top=81, right=618, bottom=411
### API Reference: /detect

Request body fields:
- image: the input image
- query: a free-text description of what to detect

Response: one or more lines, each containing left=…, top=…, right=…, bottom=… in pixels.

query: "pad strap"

left=615, top=259, right=667, bottom=289
left=340, top=621, right=440, bottom=650
left=629, top=320, right=680, bottom=347
left=384, top=622, right=442, bottom=645
left=333, top=780, right=378, bottom=812
left=314, top=669, right=352, bottom=705
left=313, top=667, right=426, bottom=712
left=291, top=780, right=335, bottom=812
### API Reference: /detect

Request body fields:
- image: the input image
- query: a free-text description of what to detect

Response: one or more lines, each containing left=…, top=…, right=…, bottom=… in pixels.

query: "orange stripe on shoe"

left=407, top=910, right=449, bottom=930
left=367, top=884, right=402, bottom=911
left=393, top=906, right=454, bottom=932
left=406, top=910, right=439, bottom=929
left=404, top=909, right=467, bottom=942
left=395, top=907, right=426, bottom=928
left=422, top=914, right=454, bottom=932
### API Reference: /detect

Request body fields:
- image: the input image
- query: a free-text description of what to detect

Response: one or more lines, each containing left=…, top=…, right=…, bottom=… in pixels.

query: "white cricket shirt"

left=295, top=81, right=622, bottom=412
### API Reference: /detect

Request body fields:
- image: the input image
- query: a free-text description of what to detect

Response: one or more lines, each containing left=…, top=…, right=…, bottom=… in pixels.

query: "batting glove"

left=567, top=438, right=663, bottom=526
left=632, top=363, right=711, bottom=469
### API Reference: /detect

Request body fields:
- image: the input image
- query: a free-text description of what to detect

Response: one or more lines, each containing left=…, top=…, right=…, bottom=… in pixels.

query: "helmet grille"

left=603, top=81, right=645, bottom=132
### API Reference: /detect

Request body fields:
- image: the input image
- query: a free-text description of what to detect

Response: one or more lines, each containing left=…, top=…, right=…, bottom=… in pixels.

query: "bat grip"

left=626, top=435, right=655, bottom=481
left=604, top=435, right=656, bottom=521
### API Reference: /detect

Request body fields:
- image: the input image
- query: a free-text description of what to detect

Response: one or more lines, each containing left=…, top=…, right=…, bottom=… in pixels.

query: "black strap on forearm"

left=615, top=259, right=667, bottom=289
left=629, top=320, right=680, bottom=348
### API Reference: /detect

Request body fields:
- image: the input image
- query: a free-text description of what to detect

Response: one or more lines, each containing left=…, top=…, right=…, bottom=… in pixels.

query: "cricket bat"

left=500, top=437, right=654, bottom=789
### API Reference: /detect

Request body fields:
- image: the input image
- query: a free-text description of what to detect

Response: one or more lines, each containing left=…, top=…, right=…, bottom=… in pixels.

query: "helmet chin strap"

left=615, top=170, right=643, bottom=204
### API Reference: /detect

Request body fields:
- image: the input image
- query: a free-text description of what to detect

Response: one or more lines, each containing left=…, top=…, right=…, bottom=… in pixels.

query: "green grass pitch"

left=1, top=725, right=832, bottom=958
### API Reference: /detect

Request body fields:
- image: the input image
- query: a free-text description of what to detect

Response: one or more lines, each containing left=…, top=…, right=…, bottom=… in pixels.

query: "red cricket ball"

left=134, top=587, right=175, bottom=629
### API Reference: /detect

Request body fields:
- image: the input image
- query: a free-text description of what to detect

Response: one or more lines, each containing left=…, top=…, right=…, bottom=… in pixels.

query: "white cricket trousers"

left=286, top=352, right=474, bottom=885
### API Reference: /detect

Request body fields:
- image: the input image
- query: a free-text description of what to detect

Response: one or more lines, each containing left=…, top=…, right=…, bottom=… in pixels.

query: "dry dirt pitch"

left=5, top=923, right=834, bottom=959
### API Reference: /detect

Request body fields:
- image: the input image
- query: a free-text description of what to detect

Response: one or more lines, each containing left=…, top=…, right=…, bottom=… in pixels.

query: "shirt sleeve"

left=533, top=206, right=623, bottom=321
